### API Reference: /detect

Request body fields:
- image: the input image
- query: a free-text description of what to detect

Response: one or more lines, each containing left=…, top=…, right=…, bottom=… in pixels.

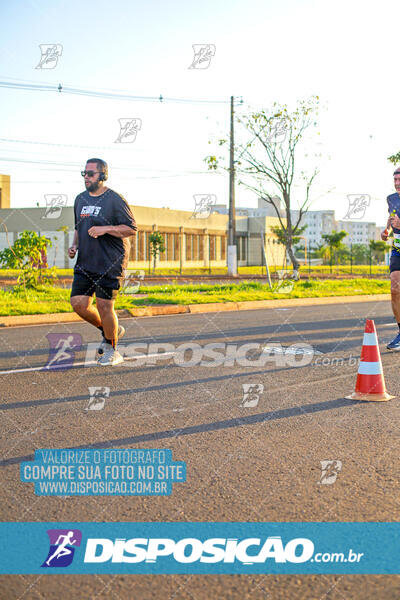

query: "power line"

left=0, top=79, right=239, bottom=105
left=0, top=156, right=224, bottom=180
left=0, top=136, right=126, bottom=151
left=0, top=148, right=204, bottom=173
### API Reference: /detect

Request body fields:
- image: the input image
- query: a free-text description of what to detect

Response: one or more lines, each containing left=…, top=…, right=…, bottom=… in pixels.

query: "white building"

left=214, top=201, right=380, bottom=250
left=291, top=210, right=378, bottom=247
left=336, top=220, right=376, bottom=245
left=291, top=210, right=336, bottom=247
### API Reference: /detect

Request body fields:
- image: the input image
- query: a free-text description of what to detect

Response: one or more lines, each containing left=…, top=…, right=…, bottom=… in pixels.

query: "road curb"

left=0, top=295, right=391, bottom=327
left=0, top=309, right=132, bottom=328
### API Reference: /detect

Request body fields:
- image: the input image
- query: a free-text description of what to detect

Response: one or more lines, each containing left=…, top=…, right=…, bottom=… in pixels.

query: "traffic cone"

left=346, top=319, right=395, bottom=402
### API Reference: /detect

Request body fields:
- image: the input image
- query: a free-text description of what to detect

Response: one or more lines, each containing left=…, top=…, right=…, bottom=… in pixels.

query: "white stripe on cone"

left=358, top=361, right=382, bottom=375
left=362, top=332, right=378, bottom=346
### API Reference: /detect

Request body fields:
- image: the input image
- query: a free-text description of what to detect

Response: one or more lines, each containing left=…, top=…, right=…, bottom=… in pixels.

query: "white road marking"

left=0, top=352, right=176, bottom=376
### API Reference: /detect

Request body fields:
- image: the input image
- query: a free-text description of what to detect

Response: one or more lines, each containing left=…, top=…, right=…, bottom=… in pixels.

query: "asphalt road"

left=1, top=300, right=400, bottom=599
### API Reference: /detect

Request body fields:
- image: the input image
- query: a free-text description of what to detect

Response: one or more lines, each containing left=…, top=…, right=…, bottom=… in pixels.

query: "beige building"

left=0, top=204, right=286, bottom=269
left=0, top=175, right=10, bottom=209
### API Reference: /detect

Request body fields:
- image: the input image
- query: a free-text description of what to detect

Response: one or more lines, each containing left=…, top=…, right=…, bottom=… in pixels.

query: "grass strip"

left=0, top=279, right=390, bottom=316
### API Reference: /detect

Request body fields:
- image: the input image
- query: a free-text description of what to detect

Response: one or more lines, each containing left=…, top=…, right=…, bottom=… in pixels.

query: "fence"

left=295, top=243, right=389, bottom=276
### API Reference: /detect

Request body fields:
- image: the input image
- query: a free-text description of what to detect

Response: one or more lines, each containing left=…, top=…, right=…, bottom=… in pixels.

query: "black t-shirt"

left=74, top=188, right=137, bottom=279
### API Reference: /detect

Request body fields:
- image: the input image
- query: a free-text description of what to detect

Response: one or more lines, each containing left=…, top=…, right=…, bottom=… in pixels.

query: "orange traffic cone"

left=346, top=319, right=395, bottom=402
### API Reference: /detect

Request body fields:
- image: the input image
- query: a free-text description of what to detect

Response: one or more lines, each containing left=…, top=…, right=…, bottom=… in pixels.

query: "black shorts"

left=390, top=251, right=400, bottom=273
left=71, top=270, right=121, bottom=300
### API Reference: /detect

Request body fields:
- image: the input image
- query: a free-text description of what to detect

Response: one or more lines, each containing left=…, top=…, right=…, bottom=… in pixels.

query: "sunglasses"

left=81, top=170, right=100, bottom=177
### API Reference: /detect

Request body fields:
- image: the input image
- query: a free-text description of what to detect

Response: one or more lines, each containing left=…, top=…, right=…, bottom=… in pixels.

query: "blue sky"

left=1, top=0, right=400, bottom=225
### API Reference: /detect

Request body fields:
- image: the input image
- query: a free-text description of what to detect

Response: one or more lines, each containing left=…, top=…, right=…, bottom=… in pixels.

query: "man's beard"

left=85, top=180, right=101, bottom=192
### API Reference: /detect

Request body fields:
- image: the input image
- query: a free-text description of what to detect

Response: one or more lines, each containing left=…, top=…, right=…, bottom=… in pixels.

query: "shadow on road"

left=0, top=397, right=355, bottom=467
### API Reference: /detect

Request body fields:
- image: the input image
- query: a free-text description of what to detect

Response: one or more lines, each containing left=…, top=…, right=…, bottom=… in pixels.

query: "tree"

left=369, top=240, right=388, bottom=263
left=271, top=223, right=308, bottom=266
left=351, top=243, right=369, bottom=265
left=314, top=242, right=330, bottom=264
left=149, top=231, right=166, bottom=273
left=321, top=230, right=348, bottom=247
left=271, top=223, right=308, bottom=246
left=321, top=230, right=348, bottom=269
left=0, top=230, right=57, bottom=291
left=388, top=152, right=400, bottom=165
left=205, top=96, right=321, bottom=271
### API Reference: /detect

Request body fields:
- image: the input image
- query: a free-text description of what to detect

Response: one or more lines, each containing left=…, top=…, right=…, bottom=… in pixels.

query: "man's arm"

left=88, top=225, right=136, bottom=239
left=382, top=217, right=393, bottom=241
left=68, top=230, right=79, bottom=258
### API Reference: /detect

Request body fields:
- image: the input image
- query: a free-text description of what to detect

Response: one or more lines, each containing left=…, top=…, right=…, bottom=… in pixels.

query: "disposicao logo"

left=83, top=536, right=314, bottom=564
left=41, top=529, right=82, bottom=568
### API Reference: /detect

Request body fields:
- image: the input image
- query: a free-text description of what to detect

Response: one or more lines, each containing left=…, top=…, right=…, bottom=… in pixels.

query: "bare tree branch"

left=206, top=96, right=321, bottom=271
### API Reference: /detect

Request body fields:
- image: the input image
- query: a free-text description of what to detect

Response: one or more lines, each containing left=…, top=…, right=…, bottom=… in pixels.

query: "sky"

left=1, top=0, right=400, bottom=226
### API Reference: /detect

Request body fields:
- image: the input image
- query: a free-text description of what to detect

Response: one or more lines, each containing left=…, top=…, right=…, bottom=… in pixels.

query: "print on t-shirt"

left=80, top=205, right=101, bottom=218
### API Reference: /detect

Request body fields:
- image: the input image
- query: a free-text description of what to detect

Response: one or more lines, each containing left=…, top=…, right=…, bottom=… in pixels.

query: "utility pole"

left=227, top=95, right=238, bottom=276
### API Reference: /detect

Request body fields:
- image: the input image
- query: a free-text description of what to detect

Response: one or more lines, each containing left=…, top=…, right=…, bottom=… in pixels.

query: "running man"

left=68, top=158, right=137, bottom=365
left=382, top=167, right=400, bottom=349
left=46, top=531, right=77, bottom=566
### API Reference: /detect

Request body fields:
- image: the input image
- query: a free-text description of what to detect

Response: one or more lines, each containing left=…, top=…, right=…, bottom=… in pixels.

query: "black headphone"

left=87, top=158, right=108, bottom=181
left=98, top=159, right=108, bottom=181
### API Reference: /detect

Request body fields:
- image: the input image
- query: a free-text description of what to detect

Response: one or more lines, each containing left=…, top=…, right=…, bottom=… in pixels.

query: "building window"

left=137, top=231, right=149, bottom=261
left=158, top=233, right=167, bottom=261
left=209, top=235, right=216, bottom=261
left=221, top=236, right=227, bottom=260
left=174, top=233, right=180, bottom=261
left=166, top=233, right=174, bottom=261
left=193, top=234, right=200, bottom=260
left=237, top=236, right=246, bottom=261
left=186, top=234, right=193, bottom=261
left=129, top=233, right=137, bottom=261
left=199, top=235, right=204, bottom=261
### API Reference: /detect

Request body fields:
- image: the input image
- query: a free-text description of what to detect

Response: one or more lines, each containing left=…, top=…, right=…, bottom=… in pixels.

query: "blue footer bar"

left=1, top=522, right=399, bottom=574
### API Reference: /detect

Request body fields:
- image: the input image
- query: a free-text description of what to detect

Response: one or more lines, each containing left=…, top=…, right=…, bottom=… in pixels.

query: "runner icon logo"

left=274, top=270, right=299, bottom=294
left=191, top=194, right=217, bottom=219
left=35, top=44, right=63, bottom=69
left=86, top=387, right=110, bottom=411
left=121, top=270, right=145, bottom=294
left=42, top=194, right=67, bottom=219
left=318, top=460, right=342, bottom=485
left=266, top=118, right=288, bottom=144
left=115, top=118, right=142, bottom=143
left=188, top=44, right=216, bottom=69
left=240, top=383, right=264, bottom=408
left=43, top=333, right=82, bottom=371
left=41, top=529, right=82, bottom=568
left=344, top=195, right=370, bottom=220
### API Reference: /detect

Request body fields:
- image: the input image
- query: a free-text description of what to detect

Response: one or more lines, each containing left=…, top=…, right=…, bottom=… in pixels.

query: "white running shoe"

left=97, top=343, right=124, bottom=366
left=98, top=325, right=125, bottom=356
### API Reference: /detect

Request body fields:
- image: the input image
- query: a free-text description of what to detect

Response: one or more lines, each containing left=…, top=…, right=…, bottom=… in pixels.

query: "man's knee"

left=71, top=295, right=91, bottom=312
left=96, top=298, right=115, bottom=316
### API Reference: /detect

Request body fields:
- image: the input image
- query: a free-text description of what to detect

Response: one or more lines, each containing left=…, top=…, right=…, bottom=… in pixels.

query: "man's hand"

left=68, top=245, right=78, bottom=258
left=381, top=229, right=389, bottom=241
left=88, top=226, right=107, bottom=239
left=390, top=215, right=400, bottom=229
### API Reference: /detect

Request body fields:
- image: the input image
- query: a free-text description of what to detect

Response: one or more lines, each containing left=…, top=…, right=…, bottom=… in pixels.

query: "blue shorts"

left=390, top=251, right=400, bottom=273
